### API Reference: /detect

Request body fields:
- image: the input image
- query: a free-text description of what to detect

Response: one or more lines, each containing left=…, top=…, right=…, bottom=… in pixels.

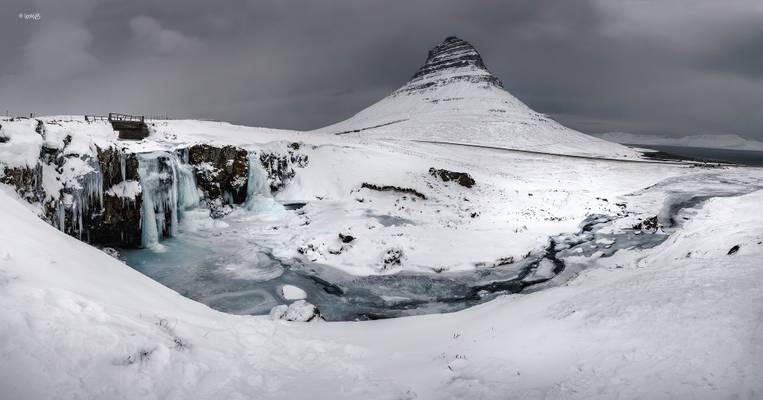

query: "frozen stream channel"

left=120, top=198, right=671, bottom=321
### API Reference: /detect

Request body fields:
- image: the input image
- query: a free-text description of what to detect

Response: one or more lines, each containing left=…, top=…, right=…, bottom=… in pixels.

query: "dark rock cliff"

left=259, top=148, right=308, bottom=192
left=95, top=147, right=142, bottom=246
left=187, top=144, right=250, bottom=204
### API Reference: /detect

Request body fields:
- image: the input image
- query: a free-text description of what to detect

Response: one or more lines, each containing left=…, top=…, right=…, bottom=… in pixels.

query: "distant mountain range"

left=592, top=132, right=763, bottom=152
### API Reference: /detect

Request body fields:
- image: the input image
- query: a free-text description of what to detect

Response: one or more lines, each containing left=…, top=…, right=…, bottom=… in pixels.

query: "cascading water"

left=244, top=151, right=282, bottom=213
left=246, top=152, right=268, bottom=200
left=176, top=161, right=200, bottom=213
left=137, top=151, right=200, bottom=249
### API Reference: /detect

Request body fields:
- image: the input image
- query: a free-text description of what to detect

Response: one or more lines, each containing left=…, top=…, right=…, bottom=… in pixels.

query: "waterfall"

left=176, top=162, right=200, bottom=212
left=137, top=151, right=200, bottom=249
left=245, top=152, right=284, bottom=213
left=246, top=152, right=269, bottom=202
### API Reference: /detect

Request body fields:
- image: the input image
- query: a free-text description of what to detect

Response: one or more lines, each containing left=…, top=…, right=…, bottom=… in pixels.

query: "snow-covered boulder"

left=270, top=300, right=321, bottom=322
left=522, top=258, right=558, bottom=284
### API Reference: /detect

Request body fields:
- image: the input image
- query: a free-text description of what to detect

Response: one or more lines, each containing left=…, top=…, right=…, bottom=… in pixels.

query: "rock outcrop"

left=259, top=148, right=308, bottom=192
left=92, top=147, right=142, bottom=246
left=187, top=144, right=249, bottom=203
left=0, top=164, right=43, bottom=204
left=361, top=183, right=427, bottom=200
left=428, top=167, right=476, bottom=188
left=633, top=216, right=660, bottom=233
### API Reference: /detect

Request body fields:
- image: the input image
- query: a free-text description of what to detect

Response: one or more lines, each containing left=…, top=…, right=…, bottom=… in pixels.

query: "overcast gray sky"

left=2, top=0, right=762, bottom=139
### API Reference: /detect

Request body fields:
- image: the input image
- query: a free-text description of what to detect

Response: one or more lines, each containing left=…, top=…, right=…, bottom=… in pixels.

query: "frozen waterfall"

left=51, top=157, right=104, bottom=240
left=137, top=152, right=200, bottom=249
left=245, top=152, right=284, bottom=213
left=246, top=152, right=269, bottom=201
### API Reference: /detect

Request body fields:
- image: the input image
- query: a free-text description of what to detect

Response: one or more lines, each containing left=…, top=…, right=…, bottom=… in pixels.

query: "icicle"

left=76, top=200, right=83, bottom=237
left=168, top=159, right=179, bottom=236
left=119, top=152, right=127, bottom=182
left=71, top=157, right=104, bottom=238
left=50, top=157, right=104, bottom=238
left=54, top=200, right=66, bottom=231
left=223, top=191, right=234, bottom=206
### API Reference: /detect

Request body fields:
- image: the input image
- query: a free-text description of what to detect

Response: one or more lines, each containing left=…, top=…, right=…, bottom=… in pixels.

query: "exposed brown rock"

left=361, top=183, right=427, bottom=199
left=429, top=167, right=475, bottom=188
left=188, top=144, right=249, bottom=203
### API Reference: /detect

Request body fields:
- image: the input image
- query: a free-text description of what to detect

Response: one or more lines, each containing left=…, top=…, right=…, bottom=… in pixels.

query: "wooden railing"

left=85, top=114, right=200, bottom=122
left=85, top=113, right=146, bottom=123
left=108, top=113, right=144, bottom=123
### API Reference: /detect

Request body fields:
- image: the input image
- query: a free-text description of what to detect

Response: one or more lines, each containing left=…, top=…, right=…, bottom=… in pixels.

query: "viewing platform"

left=86, top=113, right=150, bottom=140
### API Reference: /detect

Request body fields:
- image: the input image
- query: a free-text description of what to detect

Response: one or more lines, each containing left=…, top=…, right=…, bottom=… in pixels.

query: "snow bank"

left=1, top=181, right=762, bottom=399
left=0, top=118, right=43, bottom=168
left=105, top=180, right=142, bottom=200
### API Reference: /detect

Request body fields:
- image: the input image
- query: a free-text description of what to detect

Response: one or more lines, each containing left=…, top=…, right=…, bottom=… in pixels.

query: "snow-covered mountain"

left=593, top=132, right=763, bottom=151
left=315, top=36, right=637, bottom=159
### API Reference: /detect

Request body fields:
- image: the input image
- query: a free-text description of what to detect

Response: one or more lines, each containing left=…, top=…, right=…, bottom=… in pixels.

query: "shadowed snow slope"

left=1, top=182, right=762, bottom=399
left=314, top=37, right=637, bottom=159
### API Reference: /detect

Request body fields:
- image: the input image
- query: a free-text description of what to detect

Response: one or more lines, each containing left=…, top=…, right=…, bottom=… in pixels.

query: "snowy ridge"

left=315, top=37, right=638, bottom=159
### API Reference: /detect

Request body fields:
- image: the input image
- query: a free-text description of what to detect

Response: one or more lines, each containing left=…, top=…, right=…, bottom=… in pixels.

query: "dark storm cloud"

left=699, top=28, right=763, bottom=79
left=1, top=0, right=762, bottom=140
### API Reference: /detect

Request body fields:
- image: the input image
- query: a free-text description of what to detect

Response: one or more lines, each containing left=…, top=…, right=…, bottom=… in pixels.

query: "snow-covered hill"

left=593, top=132, right=763, bottom=151
left=314, top=37, right=637, bottom=159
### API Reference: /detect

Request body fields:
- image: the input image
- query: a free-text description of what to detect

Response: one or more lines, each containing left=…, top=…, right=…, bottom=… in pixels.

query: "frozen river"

left=121, top=199, right=670, bottom=321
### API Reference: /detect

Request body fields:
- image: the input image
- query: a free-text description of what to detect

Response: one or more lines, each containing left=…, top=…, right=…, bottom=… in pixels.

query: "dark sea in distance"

left=629, top=144, right=763, bottom=166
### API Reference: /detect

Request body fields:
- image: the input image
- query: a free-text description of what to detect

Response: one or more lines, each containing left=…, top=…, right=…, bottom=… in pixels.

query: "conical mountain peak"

left=398, top=36, right=503, bottom=95
left=315, top=35, right=636, bottom=159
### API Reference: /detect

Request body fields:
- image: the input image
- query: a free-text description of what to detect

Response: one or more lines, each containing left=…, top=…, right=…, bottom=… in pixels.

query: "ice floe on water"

left=280, top=284, right=308, bottom=300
